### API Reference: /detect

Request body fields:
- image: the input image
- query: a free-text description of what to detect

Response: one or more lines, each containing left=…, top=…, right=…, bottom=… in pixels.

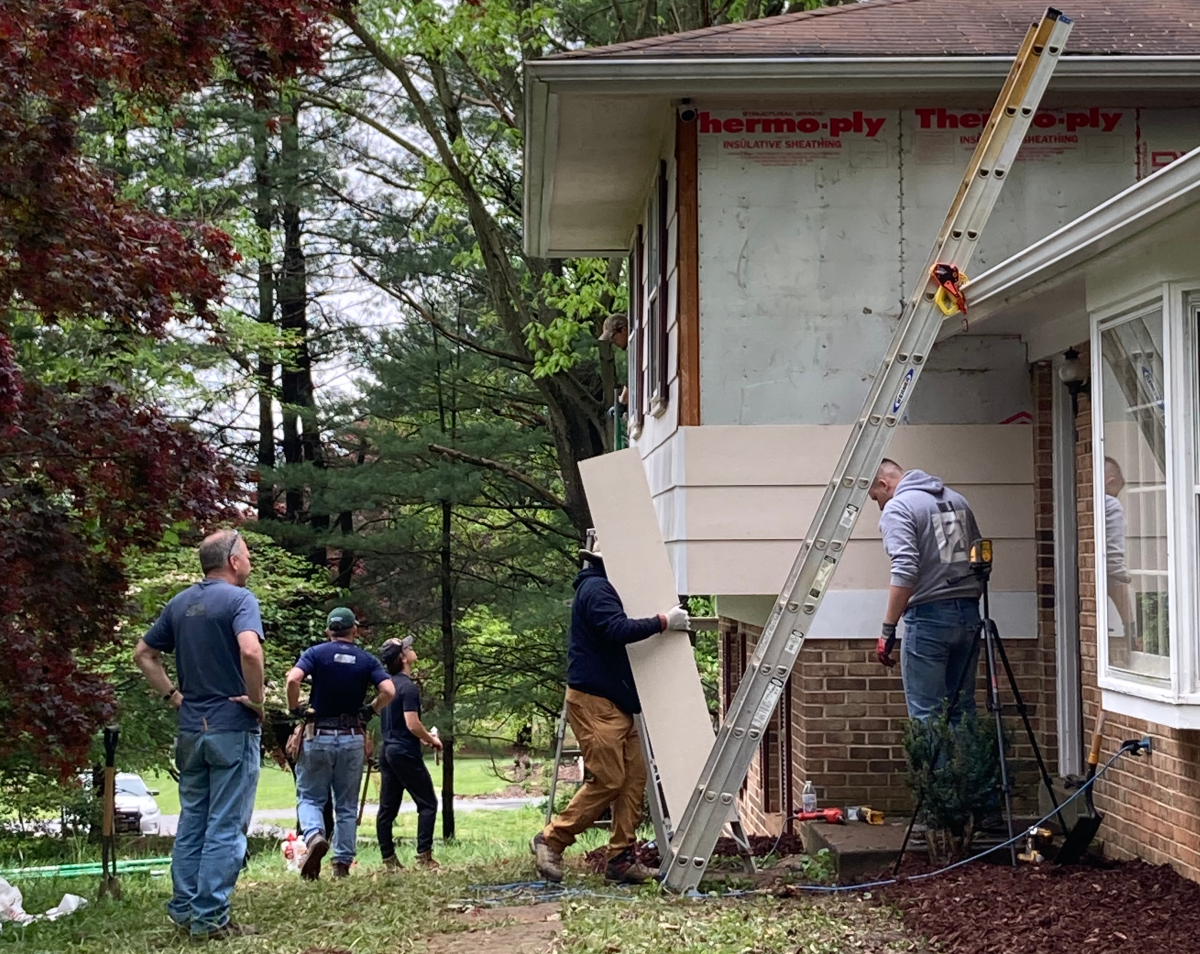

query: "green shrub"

left=902, top=710, right=1000, bottom=862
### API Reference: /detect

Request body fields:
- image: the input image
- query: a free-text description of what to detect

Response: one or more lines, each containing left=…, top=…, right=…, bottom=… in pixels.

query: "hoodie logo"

left=892, top=368, right=915, bottom=415
left=931, top=509, right=971, bottom=565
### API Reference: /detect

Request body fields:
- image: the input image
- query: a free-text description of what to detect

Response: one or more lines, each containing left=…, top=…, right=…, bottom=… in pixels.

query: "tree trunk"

left=277, top=96, right=325, bottom=555
left=252, top=101, right=276, bottom=522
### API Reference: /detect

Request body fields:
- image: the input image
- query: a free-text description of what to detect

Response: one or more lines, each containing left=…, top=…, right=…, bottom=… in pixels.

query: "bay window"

left=1094, top=286, right=1200, bottom=724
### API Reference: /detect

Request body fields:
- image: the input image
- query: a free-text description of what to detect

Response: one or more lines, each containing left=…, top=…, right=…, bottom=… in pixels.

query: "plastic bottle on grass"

left=801, top=780, right=817, bottom=814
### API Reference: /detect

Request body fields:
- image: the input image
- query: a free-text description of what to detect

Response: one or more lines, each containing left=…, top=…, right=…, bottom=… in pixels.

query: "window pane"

left=647, top=296, right=661, bottom=401
left=1099, top=311, right=1169, bottom=681
left=646, top=191, right=659, bottom=293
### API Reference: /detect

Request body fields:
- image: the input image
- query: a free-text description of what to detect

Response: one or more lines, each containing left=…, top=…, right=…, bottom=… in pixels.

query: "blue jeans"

left=168, top=729, right=261, bottom=935
left=295, top=733, right=365, bottom=865
left=901, top=598, right=981, bottom=723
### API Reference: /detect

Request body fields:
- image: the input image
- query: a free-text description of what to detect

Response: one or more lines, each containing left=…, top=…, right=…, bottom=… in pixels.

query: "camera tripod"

left=893, top=539, right=1068, bottom=873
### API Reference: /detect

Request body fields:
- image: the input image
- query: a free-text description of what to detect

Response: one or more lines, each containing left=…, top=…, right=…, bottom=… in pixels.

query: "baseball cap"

left=598, top=313, right=628, bottom=342
left=380, top=635, right=415, bottom=666
left=326, top=607, right=358, bottom=633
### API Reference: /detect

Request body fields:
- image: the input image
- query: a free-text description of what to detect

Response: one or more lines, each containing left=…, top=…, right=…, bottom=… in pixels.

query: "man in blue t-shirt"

left=286, top=608, right=394, bottom=880
left=134, top=528, right=265, bottom=940
left=376, top=635, right=442, bottom=871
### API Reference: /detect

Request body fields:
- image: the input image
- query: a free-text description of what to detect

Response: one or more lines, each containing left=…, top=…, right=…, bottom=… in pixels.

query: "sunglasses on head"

left=225, top=529, right=242, bottom=563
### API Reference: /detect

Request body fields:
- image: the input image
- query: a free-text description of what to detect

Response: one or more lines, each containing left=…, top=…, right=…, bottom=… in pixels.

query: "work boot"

left=530, top=833, right=563, bottom=883
left=416, top=851, right=440, bottom=870
left=331, top=862, right=351, bottom=879
left=300, top=833, right=329, bottom=881
left=381, top=854, right=404, bottom=872
left=604, top=849, right=657, bottom=885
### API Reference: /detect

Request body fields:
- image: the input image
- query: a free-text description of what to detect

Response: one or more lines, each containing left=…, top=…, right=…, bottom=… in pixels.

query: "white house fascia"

left=946, top=143, right=1200, bottom=338
left=523, top=55, right=1200, bottom=258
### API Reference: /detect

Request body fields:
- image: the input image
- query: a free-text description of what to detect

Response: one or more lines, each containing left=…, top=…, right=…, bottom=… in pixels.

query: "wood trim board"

left=676, top=114, right=700, bottom=426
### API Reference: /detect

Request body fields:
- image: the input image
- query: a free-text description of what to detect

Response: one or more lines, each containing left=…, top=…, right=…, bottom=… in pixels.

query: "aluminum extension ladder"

left=661, top=8, right=1075, bottom=893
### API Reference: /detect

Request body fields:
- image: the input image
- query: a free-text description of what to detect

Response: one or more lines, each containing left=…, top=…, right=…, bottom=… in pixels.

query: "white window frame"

left=1093, top=282, right=1200, bottom=728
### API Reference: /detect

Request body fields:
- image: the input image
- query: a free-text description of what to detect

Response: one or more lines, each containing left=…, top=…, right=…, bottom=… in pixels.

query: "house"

left=523, top=0, right=1200, bottom=877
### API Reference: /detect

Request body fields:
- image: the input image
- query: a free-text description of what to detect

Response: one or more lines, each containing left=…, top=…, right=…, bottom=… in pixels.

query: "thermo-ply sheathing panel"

left=578, top=448, right=725, bottom=830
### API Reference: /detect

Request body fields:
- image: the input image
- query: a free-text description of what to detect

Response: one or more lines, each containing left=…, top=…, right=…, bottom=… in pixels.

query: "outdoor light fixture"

left=1058, top=348, right=1090, bottom=398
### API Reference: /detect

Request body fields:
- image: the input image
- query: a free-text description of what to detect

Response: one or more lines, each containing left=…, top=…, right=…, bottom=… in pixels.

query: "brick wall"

left=721, top=621, right=1056, bottom=830
left=722, top=372, right=1058, bottom=830
left=1071, top=364, right=1200, bottom=880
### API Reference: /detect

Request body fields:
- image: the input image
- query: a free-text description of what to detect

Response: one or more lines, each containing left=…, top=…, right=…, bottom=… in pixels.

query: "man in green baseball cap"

left=285, top=608, right=394, bottom=879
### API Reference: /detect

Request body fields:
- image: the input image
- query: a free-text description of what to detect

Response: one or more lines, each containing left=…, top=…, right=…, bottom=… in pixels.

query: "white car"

left=113, top=773, right=163, bottom=835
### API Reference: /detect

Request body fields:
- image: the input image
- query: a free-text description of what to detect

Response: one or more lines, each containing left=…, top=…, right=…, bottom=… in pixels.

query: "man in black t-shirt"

left=286, top=608, right=394, bottom=880
left=377, top=635, right=443, bottom=871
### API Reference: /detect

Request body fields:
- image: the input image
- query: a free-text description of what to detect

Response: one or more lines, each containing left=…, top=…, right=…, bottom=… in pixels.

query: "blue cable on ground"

left=460, top=741, right=1143, bottom=907
left=692, top=741, right=1143, bottom=898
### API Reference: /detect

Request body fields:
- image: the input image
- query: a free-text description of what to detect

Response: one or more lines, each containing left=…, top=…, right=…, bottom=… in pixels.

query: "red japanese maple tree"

left=0, top=0, right=333, bottom=775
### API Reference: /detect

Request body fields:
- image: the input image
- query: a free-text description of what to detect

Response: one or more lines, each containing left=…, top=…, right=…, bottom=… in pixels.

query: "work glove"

left=876, top=623, right=898, bottom=669
left=358, top=704, right=376, bottom=725
left=663, top=604, right=691, bottom=632
left=289, top=706, right=308, bottom=721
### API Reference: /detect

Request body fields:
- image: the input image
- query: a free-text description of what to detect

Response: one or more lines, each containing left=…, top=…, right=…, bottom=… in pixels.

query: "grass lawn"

left=0, top=808, right=922, bottom=954
left=145, top=756, right=517, bottom=816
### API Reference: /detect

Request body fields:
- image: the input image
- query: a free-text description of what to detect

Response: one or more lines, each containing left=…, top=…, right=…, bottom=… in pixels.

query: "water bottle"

left=801, top=780, right=817, bottom=814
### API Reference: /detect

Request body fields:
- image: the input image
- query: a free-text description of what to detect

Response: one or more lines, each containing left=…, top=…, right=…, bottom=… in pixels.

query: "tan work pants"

left=541, top=688, right=646, bottom=859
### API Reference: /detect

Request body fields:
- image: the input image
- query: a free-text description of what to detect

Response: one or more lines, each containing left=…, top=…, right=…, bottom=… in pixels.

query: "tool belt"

left=313, top=714, right=363, bottom=731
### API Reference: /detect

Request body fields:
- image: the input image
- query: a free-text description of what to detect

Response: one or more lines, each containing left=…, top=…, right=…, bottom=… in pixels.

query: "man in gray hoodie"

left=868, top=460, right=983, bottom=722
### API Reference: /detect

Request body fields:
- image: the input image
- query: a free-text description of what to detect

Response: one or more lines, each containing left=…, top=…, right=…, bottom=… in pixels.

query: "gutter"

left=527, top=55, right=1200, bottom=93
left=944, top=143, right=1200, bottom=337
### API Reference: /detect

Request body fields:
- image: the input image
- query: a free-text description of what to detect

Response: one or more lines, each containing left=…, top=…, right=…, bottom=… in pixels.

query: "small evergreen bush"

left=902, top=709, right=1000, bottom=863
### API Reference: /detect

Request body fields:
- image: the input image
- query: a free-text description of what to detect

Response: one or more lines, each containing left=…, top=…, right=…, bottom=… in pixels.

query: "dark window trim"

left=628, top=227, right=644, bottom=433
left=647, top=159, right=670, bottom=415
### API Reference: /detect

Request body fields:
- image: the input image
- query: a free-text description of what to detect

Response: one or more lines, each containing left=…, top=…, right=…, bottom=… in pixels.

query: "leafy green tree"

left=308, top=290, right=576, bottom=836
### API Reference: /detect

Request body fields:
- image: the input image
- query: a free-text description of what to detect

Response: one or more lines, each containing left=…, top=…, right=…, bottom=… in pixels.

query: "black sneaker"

left=331, top=861, right=350, bottom=879
left=301, top=833, right=329, bottom=881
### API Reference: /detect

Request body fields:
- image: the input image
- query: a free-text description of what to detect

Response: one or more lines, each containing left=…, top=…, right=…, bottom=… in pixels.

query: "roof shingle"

left=547, top=0, right=1200, bottom=59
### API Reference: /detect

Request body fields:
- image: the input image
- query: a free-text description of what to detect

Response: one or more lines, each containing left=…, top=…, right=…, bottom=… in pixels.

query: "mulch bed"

left=881, top=858, right=1200, bottom=954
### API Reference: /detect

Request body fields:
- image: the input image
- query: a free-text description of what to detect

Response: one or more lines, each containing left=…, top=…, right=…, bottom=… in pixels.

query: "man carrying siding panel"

left=531, top=533, right=690, bottom=884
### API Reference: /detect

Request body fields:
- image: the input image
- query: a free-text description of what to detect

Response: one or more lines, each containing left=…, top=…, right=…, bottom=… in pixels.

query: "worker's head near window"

left=598, top=313, right=629, bottom=350
left=868, top=459, right=906, bottom=512
left=1104, top=456, right=1125, bottom=497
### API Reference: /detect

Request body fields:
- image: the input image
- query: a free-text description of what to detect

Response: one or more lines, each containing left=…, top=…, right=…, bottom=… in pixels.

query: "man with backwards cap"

left=286, top=608, right=395, bottom=880
left=376, top=634, right=443, bottom=871
left=531, top=531, right=690, bottom=884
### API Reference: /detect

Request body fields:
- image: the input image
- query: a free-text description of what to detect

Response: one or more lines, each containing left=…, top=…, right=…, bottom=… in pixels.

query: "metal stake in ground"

left=98, top=725, right=122, bottom=900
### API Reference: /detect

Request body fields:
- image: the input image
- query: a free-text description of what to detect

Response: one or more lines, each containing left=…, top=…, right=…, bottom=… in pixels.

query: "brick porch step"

left=799, top=819, right=922, bottom=881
